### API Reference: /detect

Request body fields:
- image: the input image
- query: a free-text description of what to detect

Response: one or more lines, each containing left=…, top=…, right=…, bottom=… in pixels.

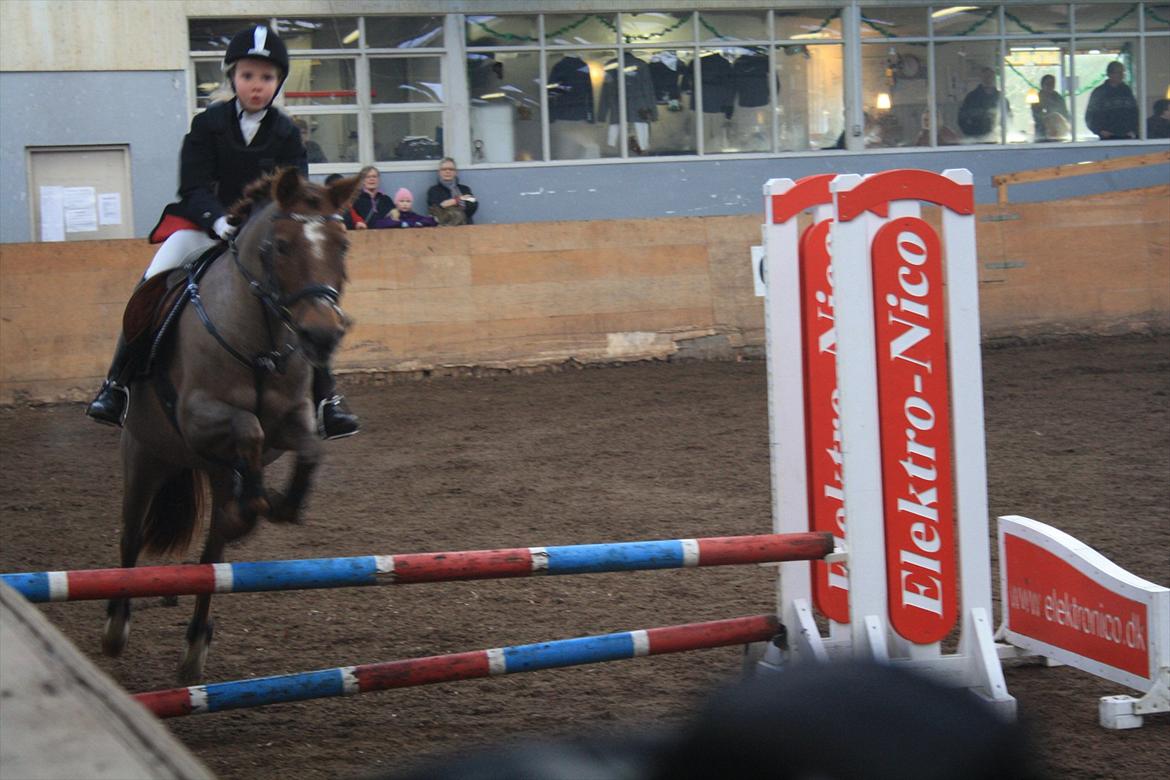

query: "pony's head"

left=233, top=168, right=360, bottom=365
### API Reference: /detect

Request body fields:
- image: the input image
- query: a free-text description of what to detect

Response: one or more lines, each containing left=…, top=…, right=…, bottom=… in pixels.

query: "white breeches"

left=144, top=229, right=217, bottom=279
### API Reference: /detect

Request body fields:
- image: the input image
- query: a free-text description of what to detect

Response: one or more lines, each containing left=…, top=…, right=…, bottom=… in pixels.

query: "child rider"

left=85, top=24, right=359, bottom=439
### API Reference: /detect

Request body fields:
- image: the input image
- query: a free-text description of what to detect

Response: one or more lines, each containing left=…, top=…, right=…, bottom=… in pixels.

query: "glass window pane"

left=1145, top=37, right=1170, bottom=138
left=860, top=7, right=928, bottom=39
left=1004, top=44, right=1072, bottom=142
left=936, top=41, right=1006, bottom=145
left=189, top=19, right=246, bottom=52
left=366, top=16, right=443, bottom=48
left=694, top=47, right=771, bottom=154
left=621, top=12, right=694, bottom=44
left=615, top=49, right=696, bottom=156
left=1075, top=5, right=1140, bottom=34
left=291, top=114, right=355, bottom=164
left=284, top=57, right=357, bottom=106
left=775, top=9, right=843, bottom=41
left=544, top=14, right=617, bottom=45
left=778, top=44, right=845, bottom=150
left=194, top=60, right=227, bottom=109
left=1147, top=5, right=1170, bottom=31
left=547, top=50, right=622, bottom=160
left=1004, top=5, right=1073, bottom=35
left=1074, top=41, right=1139, bottom=140
left=276, top=18, right=359, bottom=49
left=931, top=6, right=1000, bottom=37
left=297, top=114, right=358, bottom=163
left=372, top=57, right=442, bottom=104
left=863, top=42, right=931, bottom=147
left=699, top=11, right=768, bottom=43
left=466, top=14, right=538, bottom=46
left=374, top=112, right=444, bottom=163
left=468, top=52, right=544, bottom=163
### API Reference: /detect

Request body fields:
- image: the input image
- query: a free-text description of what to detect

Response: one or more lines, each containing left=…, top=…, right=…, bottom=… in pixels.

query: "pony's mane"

left=227, top=171, right=280, bottom=226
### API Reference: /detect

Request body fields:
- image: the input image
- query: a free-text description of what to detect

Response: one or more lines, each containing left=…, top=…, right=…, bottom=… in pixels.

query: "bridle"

left=187, top=208, right=348, bottom=376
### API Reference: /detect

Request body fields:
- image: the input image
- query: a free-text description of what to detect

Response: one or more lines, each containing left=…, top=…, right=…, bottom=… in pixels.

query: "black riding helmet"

left=223, top=24, right=290, bottom=105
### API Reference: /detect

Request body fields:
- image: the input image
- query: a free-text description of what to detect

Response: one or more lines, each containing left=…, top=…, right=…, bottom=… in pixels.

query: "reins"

left=184, top=208, right=347, bottom=429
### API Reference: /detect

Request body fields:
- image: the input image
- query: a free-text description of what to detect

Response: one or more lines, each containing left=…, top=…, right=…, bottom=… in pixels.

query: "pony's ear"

left=272, top=167, right=302, bottom=210
left=328, top=175, right=361, bottom=213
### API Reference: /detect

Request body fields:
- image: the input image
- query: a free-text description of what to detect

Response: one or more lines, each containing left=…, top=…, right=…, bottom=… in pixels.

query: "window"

left=188, top=6, right=1170, bottom=169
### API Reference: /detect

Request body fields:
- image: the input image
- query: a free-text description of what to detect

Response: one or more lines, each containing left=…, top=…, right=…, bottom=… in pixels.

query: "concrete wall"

left=1, top=184, right=1166, bottom=404
left=0, top=71, right=189, bottom=243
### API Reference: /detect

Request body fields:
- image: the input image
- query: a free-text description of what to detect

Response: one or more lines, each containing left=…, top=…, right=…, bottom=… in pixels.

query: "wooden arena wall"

left=1, top=185, right=1166, bottom=404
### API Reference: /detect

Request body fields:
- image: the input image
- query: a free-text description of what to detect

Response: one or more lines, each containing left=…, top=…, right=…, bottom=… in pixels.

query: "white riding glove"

left=213, top=216, right=237, bottom=241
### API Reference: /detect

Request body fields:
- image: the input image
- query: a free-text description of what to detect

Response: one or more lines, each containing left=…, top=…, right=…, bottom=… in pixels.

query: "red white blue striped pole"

left=135, top=613, right=779, bottom=718
left=1, top=533, right=832, bottom=603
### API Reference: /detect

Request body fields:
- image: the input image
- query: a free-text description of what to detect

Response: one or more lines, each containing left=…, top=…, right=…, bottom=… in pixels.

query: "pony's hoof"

left=177, top=637, right=210, bottom=684
left=101, top=616, right=130, bottom=657
left=266, top=491, right=303, bottom=524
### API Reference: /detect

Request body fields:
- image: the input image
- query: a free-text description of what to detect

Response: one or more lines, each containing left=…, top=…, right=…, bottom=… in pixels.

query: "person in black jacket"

left=1085, top=61, right=1139, bottom=140
left=86, top=24, right=359, bottom=439
left=426, top=158, right=479, bottom=226
left=348, top=166, right=394, bottom=229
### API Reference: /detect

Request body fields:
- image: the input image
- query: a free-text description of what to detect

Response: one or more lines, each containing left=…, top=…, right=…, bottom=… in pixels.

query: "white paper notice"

left=98, top=193, right=122, bottom=226
left=40, top=186, right=66, bottom=242
left=64, top=186, right=98, bottom=233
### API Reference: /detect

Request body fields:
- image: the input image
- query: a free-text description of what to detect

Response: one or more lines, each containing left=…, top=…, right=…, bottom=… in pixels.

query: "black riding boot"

left=313, top=365, right=359, bottom=440
left=86, top=335, right=138, bottom=427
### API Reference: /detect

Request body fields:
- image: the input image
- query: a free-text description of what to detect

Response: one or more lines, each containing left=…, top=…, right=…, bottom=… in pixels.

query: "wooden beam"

left=994, top=150, right=1170, bottom=206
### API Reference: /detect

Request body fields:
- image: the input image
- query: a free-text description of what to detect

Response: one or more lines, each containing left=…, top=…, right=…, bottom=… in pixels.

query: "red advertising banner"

left=799, top=219, right=848, bottom=623
left=1003, top=534, right=1150, bottom=678
left=870, top=216, right=958, bottom=644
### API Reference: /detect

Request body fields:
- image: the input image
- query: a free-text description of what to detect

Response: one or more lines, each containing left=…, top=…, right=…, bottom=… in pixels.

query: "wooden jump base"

left=0, top=532, right=833, bottom=603
left=135, top=614, right=779, bottom=718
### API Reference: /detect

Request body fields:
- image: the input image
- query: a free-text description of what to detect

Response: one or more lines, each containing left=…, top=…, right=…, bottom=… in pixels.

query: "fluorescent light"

left=932, top=6, right=979, bottom=20
left=342, top=29, right=359, bottom=45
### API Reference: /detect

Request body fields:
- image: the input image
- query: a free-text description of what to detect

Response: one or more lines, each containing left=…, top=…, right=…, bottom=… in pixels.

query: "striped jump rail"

left=1, top=532, right=832, bottom=603
left=136, top=613, right=779, bottom=718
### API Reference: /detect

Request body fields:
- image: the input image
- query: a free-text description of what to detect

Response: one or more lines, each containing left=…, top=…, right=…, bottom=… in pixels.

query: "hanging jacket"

left=598, top=53, right=658, bottom=125
left=549, top=56, right=595, bottom=122
left=732, top=53, right=771, bottom=108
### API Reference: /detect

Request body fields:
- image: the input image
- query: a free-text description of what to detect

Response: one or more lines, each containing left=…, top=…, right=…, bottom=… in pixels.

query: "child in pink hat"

left=373, top=188, right=437, bottom=228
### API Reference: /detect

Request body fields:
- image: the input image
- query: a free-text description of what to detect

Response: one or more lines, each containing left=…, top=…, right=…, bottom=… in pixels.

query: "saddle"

left=122, top=243, right=224, bottom=375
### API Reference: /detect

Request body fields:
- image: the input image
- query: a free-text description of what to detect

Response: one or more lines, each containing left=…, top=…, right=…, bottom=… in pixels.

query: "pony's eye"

left=275, top=238, right=292, bottom=255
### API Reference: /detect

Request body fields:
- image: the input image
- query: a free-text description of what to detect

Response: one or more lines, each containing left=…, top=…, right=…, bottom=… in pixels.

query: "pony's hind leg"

left=101, top=520, right=142, bottom=656
left=103, top=445, right=169, bottom=657
left=178, top=473, right=257, bottom=683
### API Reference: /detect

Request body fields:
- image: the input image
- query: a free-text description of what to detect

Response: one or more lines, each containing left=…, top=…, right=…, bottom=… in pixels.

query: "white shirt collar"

left=235, top=99, right=268, bottom=145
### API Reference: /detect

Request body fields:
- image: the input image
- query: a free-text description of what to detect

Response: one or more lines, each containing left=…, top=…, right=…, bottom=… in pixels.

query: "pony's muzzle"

left=297, top=302, right=348, bottom=364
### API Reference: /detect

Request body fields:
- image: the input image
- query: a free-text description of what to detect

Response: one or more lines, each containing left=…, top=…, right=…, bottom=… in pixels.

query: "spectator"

left=372, top=188, right=437, bottom=228
left=350, top=166, right=394, bottom=230
left=958, top=67, right=1008, bottom=140
left=427, top=157, right=479, bottom=226
left=294, top=117, right=327, bottom=162
left=1085, top=61, right=1138, bottom=140
left=1147, top=98, right=1170, bottom=139
left=1031, top=74, right=1070, bottom=141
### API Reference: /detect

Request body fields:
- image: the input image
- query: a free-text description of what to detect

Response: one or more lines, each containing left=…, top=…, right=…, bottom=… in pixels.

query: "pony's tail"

left=141, top=469, right=208, bottom=557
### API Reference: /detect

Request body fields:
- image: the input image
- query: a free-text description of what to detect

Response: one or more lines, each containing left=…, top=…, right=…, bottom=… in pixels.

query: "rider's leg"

left=86, top=230, right=217, bottom=427
left=313, top=364, right=360, bottom=440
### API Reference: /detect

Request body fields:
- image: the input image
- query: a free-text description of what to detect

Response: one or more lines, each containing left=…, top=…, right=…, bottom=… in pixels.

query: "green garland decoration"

left=470, top=6, right=1155, bottom=47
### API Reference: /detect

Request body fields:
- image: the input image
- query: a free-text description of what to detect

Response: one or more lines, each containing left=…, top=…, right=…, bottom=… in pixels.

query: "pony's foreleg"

left=231, top=412, right=269, bottom=523
left=269, top=431, right=323, bottom=525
